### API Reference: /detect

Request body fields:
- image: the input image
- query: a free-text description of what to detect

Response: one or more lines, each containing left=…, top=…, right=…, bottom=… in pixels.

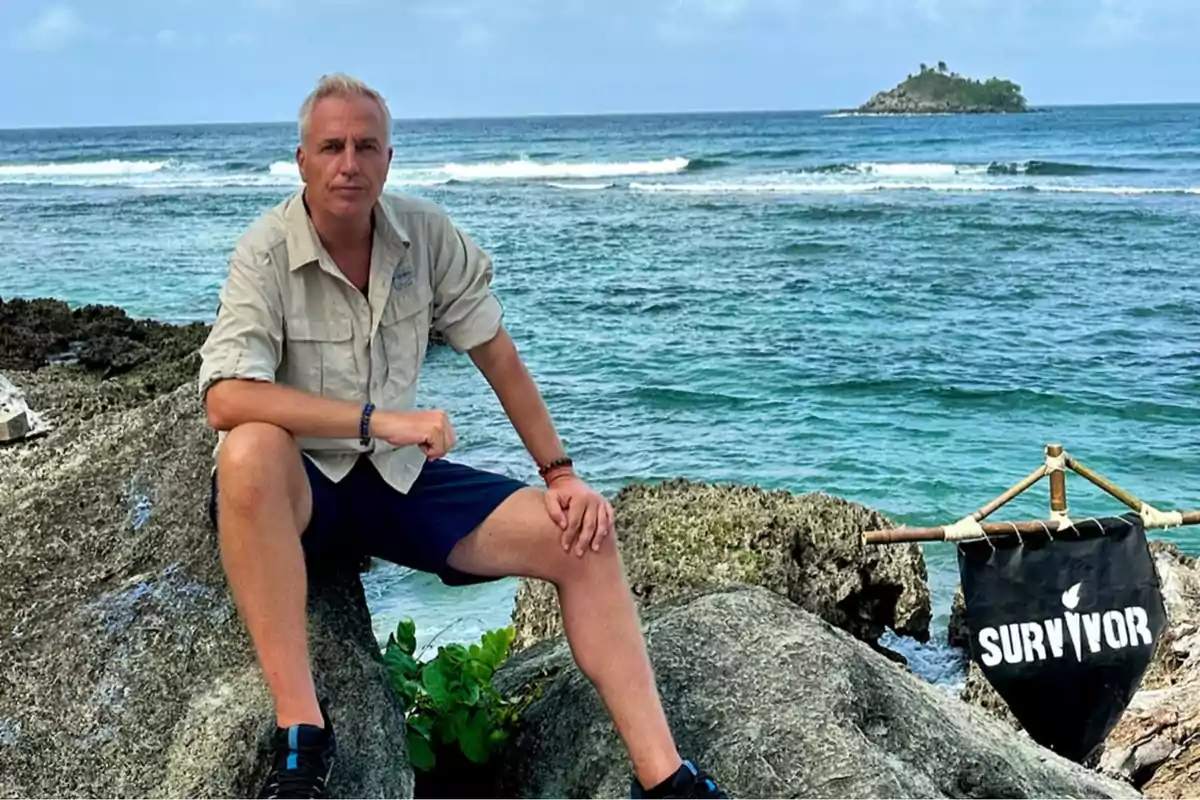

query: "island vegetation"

left=854, top=62, right=1028, bottom=114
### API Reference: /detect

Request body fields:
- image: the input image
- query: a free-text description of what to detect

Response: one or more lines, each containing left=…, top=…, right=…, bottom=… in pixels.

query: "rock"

left=948, top=584, right=969, bottom=650
left=0, top=373, right=412, bottom=797
left=0, top=296, right=210, bottom=379
left=512, top=480, right=932, bottom=655
left=961, top=661, right=1022, bottom=731
left=1098, top=542, right=1200, bottom=796
left=490, top=584, right=1139, bottom=799
left=0, top=374, right=51, bottom=443
left=0, top=397, right=28, bottom=442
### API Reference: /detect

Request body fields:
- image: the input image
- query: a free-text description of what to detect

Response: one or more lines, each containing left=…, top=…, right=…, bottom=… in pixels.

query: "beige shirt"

left=198, top=189, right=503, bottom=492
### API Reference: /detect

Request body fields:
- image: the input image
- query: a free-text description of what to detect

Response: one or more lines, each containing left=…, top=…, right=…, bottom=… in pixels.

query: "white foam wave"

left=442, top=157, right=688, bottom=181
left=849, top=162, right=988, bottom=178
left=629, top=181, right=1200, bottom=197
left=0, top=159, right=171, bottom=179
left=546, top=181, right=616, bottom=191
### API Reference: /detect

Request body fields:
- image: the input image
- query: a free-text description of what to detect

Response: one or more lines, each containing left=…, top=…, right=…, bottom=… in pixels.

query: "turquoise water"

left=2, top=107, right=1198, bottom=678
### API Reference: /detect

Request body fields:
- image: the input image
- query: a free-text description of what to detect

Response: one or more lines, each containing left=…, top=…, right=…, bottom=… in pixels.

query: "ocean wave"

left=0, top=155, right=692, bottom=188
left=629, top=180, right=1200, bottom=197
left=0, top=159, right=174, bottom=178
left=545, top=181, right=616, bottom=191
left=987, top=160, right=1150, bottom=176
left=441, top=157, right=688, bottom=180
left=792, top=160, right=1152, bottom=179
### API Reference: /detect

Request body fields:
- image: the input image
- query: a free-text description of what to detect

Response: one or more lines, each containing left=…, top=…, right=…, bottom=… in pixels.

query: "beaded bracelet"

left=359, top=402, right=375, bottom=447
left=537, top=456, right=573, bottom=477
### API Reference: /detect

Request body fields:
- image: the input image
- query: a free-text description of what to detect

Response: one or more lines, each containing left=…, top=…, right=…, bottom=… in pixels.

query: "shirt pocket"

left=378, top=283, right=433, bottom=391
left=285, top=317, right=357, bottom=400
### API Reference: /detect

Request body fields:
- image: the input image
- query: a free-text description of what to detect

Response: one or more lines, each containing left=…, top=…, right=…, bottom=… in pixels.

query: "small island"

left=852, top=62, right=1028, bottom=114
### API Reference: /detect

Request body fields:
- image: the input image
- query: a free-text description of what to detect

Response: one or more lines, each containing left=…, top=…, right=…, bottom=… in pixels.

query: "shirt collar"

left=284, top=189, right=410, bottom=272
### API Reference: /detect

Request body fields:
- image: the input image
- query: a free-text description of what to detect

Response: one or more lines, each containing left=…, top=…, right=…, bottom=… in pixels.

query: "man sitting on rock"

left=198, top=73, right=727, bottom=800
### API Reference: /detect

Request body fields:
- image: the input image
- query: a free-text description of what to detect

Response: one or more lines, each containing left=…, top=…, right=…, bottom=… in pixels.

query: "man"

left=198, top=73, right=727, bottom=800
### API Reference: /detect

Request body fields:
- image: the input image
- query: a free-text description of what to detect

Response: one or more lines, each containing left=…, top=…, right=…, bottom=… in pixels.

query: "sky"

left=2, top=0, right=1199, bottom=128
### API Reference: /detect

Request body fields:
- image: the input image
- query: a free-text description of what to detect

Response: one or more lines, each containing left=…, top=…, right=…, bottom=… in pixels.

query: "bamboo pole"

left=862, top=442, right=1200, bottom=544
left=972, top=464, right=1047, bottom=522
left=1047, top=443, right=1068, bottom=518
left=863, top=511, right=1200, bottom=544
left=1067, top=456, right=1147, bottom=513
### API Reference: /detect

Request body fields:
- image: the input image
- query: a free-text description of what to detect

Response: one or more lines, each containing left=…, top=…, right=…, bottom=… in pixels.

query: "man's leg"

left=214, top=422, right=321, bottom=729
left=445, top=487, right=682, bottom=790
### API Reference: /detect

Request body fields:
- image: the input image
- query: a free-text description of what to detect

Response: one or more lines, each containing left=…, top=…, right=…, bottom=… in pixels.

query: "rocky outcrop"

left=492, top=584, right=1139, bottom=799
left=511, top=479, right=931, bottom=655
left=856, top=87, right=1017, bottom=115
left=0, top=295, right=210, bottom=378
left=1098, top=542, right=1200, bottom=796
left=0, top=362, right=412, bottom=796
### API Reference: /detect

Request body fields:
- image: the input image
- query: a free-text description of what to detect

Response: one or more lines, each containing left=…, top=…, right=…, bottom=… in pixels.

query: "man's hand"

left=544, top=474, right=614, bottom=556
left=370, top=409, right=457, bottom=459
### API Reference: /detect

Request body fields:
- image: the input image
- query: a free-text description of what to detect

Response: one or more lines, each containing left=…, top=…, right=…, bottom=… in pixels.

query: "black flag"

left=957, top=513, right=1167, bottom=763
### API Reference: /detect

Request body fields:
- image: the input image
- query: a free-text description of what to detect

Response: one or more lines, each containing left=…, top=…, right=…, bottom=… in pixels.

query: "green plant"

left=382, top=618, right=520, bottom=773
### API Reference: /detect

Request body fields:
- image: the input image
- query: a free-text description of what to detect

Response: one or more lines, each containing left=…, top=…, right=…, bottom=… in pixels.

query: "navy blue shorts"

left=208, top=455, right=528, bottom=585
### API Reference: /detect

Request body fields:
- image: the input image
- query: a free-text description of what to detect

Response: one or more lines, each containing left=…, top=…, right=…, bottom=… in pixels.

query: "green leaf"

left=396, top=618, right=417, bottom=657
left=459, top=707, right=491, bottom=764
left=407, top=728, right=436, bottom=772
left=422, top=660, right=453, bottom=711
left=408, top=713, right=434, bottom=740
left=384, top=648, right=419, bottom=681
left=479, top=627, right=514, bottom=669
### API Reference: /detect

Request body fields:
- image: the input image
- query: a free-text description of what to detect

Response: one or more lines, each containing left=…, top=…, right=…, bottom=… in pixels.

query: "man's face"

left=297, top=94, right=392, bottom=222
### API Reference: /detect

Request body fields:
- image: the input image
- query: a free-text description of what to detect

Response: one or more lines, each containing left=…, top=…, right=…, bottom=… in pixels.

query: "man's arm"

left=200, top=246, right=451, bottom=454
left=469, top=326, right=614, bottom=555
left=467, top=326, right=574, bottom=484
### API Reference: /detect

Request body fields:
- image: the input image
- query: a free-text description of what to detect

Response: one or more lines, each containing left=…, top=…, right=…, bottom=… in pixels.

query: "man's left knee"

left=546, top=523, right=620, bottom=587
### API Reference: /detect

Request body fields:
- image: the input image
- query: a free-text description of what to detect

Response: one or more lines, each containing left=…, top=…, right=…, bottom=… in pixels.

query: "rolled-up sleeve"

left=428, top=214, right=503, bottom=354
left=197, top=243, right=283, bottom=402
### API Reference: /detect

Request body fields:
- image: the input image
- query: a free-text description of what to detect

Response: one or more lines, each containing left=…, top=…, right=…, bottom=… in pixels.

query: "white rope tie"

left=1140, top=503, right=1184, bottom=529
left=1055, top=514, right=1075, bottom=532
left=943, top=515, right=986, bottom=542
left=1045, top=451, right=1067, bottom=473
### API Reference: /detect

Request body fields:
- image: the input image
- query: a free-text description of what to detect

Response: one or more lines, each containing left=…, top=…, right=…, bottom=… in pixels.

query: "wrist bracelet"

left=360, top=402, right=375, bottom=447
left=538, top=456, right=573, bottom=477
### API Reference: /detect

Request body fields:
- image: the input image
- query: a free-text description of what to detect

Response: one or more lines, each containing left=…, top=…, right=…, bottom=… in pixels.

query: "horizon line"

left=3, top=99, right=1199, bottom=133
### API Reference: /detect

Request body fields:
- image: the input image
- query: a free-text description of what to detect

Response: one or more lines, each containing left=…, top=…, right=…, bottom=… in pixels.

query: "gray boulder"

left=0, top=372, right=412, bottom=798
left=512, top=479, right=931, bottom=654
left=492, top=584, right=1139, bottom=799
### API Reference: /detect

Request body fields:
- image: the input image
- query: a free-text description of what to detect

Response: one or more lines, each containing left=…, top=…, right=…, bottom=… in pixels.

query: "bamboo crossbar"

left=862, top=443, right=1200, bottom=545
left=864, top=511, right=1200, bottom=544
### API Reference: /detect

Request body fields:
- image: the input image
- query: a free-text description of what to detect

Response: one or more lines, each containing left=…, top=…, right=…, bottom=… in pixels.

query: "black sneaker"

left=258, top=703, right=337, bottom=799
left=631, top=759, right=728, bottom=799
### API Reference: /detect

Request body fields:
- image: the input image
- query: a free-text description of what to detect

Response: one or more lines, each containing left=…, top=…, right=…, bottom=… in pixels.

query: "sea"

left=2, top=105, right=1198, bottom=688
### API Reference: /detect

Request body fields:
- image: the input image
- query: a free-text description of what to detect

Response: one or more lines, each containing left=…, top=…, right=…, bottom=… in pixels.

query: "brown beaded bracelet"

left=537, top=456, right=574, bottom=477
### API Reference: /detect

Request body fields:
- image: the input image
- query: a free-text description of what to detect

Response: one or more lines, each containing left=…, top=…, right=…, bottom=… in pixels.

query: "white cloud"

left=156, top=29, right=181, bottom=47
left=15, top=6, right=87, bottom=52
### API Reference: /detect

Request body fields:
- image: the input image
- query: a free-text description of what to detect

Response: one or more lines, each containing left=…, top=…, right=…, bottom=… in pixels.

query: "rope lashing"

left=943, top=515, right=986, bottom=541
left=1140, top=503, right=1184, bottom=529
left=1044, top=450, right=1067, bottom=473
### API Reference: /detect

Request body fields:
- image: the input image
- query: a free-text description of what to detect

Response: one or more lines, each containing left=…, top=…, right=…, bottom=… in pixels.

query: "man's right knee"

left=216, top=422, right=309, bottom=528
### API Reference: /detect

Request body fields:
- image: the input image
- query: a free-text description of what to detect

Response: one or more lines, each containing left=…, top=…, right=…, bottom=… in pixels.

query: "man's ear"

left=295, top=145, right=305, bottom=181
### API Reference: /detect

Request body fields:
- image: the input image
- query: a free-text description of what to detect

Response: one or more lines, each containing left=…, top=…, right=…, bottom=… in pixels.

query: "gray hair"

left=297, top=73, right=392, bottom=144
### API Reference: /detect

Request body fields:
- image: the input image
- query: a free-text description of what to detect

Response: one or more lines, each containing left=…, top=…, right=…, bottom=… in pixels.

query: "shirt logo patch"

left=391, top=268, right=414, bottom=291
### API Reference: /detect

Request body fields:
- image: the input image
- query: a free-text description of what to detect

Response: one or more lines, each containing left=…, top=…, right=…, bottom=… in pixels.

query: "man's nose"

left=338, top=145, right=361, bottom=174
